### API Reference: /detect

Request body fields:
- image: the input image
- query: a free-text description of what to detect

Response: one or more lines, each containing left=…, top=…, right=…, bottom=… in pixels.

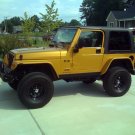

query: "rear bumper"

left=0, top=61, right=13, bottom=82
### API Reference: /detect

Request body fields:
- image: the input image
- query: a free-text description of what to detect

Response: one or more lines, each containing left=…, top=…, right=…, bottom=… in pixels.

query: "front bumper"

left=0, top=61, right=13, bottom=82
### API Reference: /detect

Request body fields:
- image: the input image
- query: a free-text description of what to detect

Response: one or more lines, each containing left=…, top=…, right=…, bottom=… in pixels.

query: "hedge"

left=0, top=35, right=32, bottom=58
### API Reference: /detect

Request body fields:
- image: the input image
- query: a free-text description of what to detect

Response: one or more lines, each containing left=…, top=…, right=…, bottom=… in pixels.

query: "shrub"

left=0, top=35, right=32, bottom=58
left=0, top=34, right=50, bottom=59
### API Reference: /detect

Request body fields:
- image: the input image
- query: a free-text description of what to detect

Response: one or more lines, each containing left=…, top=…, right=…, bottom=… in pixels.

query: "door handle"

left=96, top=48, right=101, bottom=54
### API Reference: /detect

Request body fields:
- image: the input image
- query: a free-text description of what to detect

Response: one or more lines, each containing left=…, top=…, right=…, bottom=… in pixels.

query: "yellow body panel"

left=11, top=49, right=62, bottom=76
left=101, top=54, right=135, bottom=75
left=71, top=47, right=104, bottom=73
left=59, top=28, right=105, bottom=74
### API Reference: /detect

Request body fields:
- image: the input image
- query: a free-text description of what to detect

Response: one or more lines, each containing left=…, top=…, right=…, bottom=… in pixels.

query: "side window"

left=109, top=31, right=131, bottom=51
left=78, top=31, right=103, bottom=47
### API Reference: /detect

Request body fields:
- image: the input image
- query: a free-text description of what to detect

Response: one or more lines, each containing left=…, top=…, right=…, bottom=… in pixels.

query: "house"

left=13, top=25, right=23, bottom=33
left=106, top=5, right=135, bottom=28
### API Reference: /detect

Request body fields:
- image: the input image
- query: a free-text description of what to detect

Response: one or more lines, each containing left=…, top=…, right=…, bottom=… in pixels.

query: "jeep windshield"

left=51, top=28, right=77, bottom=47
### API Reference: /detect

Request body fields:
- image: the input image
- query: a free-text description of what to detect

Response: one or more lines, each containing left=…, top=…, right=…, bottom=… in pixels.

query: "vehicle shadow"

left=54, top=80, right=108, bottom=98
left=0, top=82, right=26, bottom=110
left=0, top=80, right=108, bottom=110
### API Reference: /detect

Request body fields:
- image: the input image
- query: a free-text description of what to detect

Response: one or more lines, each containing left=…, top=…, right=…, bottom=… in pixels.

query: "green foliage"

left=0, top=34, right=50, bottom=58
left=22, top=12, right=36, bottom=33
left=0, top=17, right=21, bottom=33
left=31, top=15, right=40, bottom=31
left=18, top=32, right=44, bottom=37
left=40, top=0, right=63, bottom=34
left=68, top=19, right=81, bottom=26
left=80, top=0, right=125, bottom=26
left=0, top=35, right=32, bottom=57
left=126, top=0, right=135, bottom=7
left=10, top=17, right=22, bottom=26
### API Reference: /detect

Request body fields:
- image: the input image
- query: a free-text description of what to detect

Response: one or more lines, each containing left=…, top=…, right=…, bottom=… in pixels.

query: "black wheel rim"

left=113, top=75, right=125, bottom=93
left=28, top=82, right=45, bottom=101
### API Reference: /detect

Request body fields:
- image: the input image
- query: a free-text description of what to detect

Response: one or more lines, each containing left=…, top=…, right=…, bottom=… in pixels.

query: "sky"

left=0, top=0, right=83, bottom=23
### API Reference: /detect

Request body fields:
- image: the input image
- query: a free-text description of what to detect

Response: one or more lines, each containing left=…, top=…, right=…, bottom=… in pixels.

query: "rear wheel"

left=103, top=67, right=131, bottom=97
left=17, top=72, right=54, bottom=109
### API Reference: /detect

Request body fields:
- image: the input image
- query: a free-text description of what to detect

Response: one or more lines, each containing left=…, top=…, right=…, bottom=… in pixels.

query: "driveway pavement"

left=0, top=77, right=135, bottom=135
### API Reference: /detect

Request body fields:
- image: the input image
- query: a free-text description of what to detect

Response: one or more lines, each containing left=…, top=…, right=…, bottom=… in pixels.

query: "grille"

left=7, top=53, right=14, bottom=68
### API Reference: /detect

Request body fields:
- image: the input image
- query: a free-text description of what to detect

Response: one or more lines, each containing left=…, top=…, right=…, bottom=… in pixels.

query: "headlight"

left=6, top=52, right=14, bottom=68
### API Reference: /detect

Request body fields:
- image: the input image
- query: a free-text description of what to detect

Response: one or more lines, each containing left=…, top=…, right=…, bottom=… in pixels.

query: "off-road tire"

left=17, top=72, right=54, bottom=109
left=103, top=67, right=131, bottom=97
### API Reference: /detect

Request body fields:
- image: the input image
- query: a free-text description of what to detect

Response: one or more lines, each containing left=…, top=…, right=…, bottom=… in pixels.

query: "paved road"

left=0, top=77, right=135, bottom=135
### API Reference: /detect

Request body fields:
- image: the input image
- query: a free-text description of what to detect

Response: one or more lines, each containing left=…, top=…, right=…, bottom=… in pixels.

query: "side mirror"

left=73, top=39, right=84, bottom=53
left=73, top=46, right=79, bottom=53
left=78, top=39, right=84, bottom=48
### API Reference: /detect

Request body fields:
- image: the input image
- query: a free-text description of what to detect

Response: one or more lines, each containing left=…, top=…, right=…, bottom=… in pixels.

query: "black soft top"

left=63, top=26, right=132, bottom=32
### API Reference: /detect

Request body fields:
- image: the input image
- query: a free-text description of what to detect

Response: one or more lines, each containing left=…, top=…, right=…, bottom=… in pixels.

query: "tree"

left=69, top=19, right=81, bottom=26
left=125, top=0, right=135, bottom=7
left=21, top=12, right=35, bottom=33
left=80, top=0, right=96, bottom=26
left=80, top=0, right=125, bottom=26
left=10, top=17, right=22, bottom=26
left=0, top=17, right=22, bottom=33
left=40, top=0, right=62, bottom=34
left=62, top=22, right=69, bottom=26
left=0, top=19, right=12, bottom=33
left=31, top=15, right=40, bottom=31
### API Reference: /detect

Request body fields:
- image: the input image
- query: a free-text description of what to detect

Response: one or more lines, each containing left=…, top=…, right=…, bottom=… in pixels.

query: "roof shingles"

left=112, top=6, right=135, bottom=20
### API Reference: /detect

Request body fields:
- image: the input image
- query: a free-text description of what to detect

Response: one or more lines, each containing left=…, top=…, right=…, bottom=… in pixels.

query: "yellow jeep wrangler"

left=0, top=27, right=135, bottom=108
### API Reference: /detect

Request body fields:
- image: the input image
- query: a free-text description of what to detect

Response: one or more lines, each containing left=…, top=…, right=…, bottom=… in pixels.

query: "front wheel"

left=17, top=72, right=54, bottom=109
left=103, top=67, right=131, bottom=97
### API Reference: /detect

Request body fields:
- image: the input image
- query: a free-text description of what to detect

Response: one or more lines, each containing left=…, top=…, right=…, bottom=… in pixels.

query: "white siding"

left=106, top=12, right=117, bottom=27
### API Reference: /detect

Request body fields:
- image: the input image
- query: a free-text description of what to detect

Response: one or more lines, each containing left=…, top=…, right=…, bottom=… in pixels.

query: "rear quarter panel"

left=101, top=53, right=135, bottom=75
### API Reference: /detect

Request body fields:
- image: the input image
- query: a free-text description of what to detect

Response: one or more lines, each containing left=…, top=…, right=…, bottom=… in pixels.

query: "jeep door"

left=72, top=29, right=104, bottom=73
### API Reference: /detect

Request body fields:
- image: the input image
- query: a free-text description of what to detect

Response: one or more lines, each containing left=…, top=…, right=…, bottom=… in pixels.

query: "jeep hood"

left=11, top=47, right=64, bottom=60
left=11, top=47, right=60, bottom=54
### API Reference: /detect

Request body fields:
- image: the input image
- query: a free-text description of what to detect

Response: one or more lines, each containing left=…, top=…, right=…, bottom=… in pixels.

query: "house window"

left=120, top=21, right=124, bottom=28
left=109, top=22, right=114, bottom=27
